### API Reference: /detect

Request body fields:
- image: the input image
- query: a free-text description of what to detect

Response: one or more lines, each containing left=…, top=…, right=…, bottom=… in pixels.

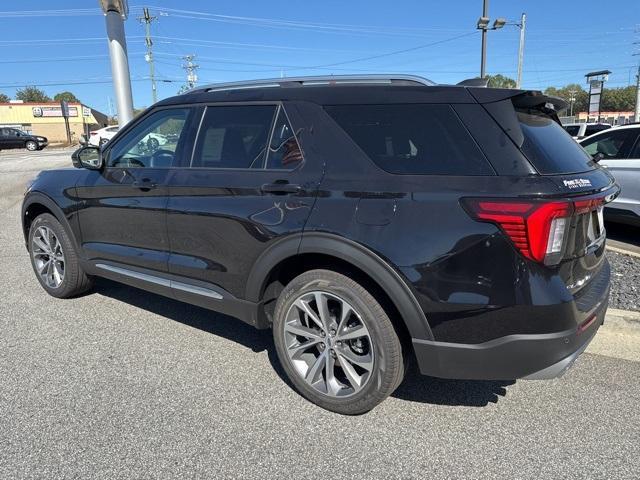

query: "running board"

left=96, top=263, right=223, bottom=299
left=91, top=262, right=267, bottom=328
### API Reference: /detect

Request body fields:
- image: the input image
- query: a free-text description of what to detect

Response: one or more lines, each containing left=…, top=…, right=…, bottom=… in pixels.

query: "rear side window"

left=517, top=111, right=595, bottom=174
left=325, top=104, right=493, bottom=175
left=191, top=105, right=276, bottom=168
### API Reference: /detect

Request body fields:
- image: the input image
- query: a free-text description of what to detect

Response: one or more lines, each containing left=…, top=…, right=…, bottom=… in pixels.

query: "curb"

left=606, top=245, right=640, bottom=259
left=604, top=308, right=640, bottom=332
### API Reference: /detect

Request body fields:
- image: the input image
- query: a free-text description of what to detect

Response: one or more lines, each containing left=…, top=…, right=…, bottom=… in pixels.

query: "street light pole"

left=516, top=13, right=526, bottom=89
left=480, top=0, right=489, bottom=78
left=99, top=1, right=134, bottom=127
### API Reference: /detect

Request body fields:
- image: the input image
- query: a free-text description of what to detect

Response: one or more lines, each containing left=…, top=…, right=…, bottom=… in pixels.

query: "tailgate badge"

left=563, top=179, right=592, bottom=189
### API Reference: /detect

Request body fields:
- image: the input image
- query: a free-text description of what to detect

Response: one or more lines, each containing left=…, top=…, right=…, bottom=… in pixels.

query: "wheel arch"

left=246, top=232, right=434, bottom=341
left=22, top=192, right=80, bottom=252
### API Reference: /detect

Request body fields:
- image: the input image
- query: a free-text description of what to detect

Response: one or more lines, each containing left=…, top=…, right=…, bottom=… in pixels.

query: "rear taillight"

left=462, top=196, right=604, bottom=265
left=90, top=132, right=97, bottom=136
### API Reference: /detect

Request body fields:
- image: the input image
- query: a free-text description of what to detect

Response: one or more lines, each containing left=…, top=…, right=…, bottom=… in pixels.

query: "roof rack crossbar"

left=198, top=74, right=435, bottom=92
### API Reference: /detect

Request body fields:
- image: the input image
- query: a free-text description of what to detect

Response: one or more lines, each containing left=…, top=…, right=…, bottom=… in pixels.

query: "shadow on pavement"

left=93, top=278, right=513, bottom=408
left=606, top=221, right=640, bottom=249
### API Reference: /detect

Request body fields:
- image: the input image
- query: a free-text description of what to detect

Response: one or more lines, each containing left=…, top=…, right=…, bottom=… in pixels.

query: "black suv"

left=0, top=127, right=48, bottom=151
left=22, top=75, right=617, bottom=414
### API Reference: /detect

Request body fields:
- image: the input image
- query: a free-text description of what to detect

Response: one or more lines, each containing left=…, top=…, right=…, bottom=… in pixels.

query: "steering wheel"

left=150, top=148, right=175, bottom=168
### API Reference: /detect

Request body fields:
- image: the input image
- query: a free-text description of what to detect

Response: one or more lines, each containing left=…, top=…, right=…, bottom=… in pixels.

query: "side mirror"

left=592, top=152, right=605, bottom=163
left=71, top=146, right=103, bottom=170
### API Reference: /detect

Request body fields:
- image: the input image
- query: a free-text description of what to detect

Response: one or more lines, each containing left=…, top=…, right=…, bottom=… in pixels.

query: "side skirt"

left=86, top=261, right=268, bottom=329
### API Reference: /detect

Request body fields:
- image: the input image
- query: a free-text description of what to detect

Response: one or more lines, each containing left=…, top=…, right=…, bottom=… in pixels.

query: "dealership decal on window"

left=563, top=179, right=592, bottom=189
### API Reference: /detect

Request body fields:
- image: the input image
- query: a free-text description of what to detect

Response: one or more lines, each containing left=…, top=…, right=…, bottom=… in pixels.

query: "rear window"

left=517, top=111, right=595, bottom=174
left=563, top=125, right=580, bottom=137
left=325, top=104, right=494, bottom=175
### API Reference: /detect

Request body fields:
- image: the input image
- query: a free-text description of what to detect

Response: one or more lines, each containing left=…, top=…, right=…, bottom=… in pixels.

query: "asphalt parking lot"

left=1, top=148, right=639, bottom=479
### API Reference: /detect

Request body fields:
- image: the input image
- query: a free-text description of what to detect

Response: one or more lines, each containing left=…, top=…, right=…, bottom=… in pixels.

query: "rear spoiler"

left=472, top=90, right=569, bottom=148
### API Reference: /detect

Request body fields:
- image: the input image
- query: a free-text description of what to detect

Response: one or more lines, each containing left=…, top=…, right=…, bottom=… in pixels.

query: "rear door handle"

left=133, top=178, right=158, bottom=190
left=261, top=182, right=301, bottom=195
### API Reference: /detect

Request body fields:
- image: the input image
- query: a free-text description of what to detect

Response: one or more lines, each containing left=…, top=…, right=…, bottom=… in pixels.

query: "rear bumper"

left=412, top=299, right=607, bottom=380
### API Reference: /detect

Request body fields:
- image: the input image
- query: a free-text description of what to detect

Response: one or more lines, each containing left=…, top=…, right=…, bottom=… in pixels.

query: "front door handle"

left=261, top=182, right=301, bottom=195
left=133, top=178, right=158, bottom=191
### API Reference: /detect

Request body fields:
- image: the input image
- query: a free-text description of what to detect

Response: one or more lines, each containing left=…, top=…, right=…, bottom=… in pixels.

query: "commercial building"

left=560, top=111, right=636, bottom=126
left=0, top=101, right=109, bottom=143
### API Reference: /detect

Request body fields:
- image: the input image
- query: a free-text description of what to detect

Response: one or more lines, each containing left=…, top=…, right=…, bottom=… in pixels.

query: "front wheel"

left=28, top=213, right=93, bottom=298
left=25, top=140, right=37, bottom=151
left=273, top=269, right=405, bottom=414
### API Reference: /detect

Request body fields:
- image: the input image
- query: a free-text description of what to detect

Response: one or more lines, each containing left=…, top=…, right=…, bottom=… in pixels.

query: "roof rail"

left=198, top=74, right=435, bottom=92
left=457, top=77, right=489, bottom=87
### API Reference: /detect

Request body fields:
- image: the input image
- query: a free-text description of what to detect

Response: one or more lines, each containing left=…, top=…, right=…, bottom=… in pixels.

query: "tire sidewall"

left=28, top=214, right=76, bottom=298
left=273, top=271, right=401, bottom=414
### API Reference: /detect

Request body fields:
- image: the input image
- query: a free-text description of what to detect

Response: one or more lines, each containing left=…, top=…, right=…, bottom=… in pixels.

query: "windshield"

left=517, top=111, right=595, bottom=175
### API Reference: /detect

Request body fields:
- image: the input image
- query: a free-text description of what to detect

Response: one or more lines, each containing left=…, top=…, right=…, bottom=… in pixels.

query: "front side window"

left=107, top=108, right=191, bottom=168
left=191, top=105, right=276, bottom=168
left=325, top=104, right=493, bottom=175
left=580, top=129, right=637, bottom=160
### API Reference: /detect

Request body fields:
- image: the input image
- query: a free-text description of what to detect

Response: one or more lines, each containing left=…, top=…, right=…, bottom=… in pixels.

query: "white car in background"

left=88, top=125, right=168, bottom=150
left=88, top=125, right=119, bottom=146
left=563, top=122, right=611, bottom=140
left=579, top=123, right=640, bottom=226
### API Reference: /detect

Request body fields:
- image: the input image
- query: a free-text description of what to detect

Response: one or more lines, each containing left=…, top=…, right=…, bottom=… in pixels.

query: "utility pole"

left=516, top=13, right=526, bottom=89
left=182, top=55, right=199, bottom=90
left=138, top=7, right=157, bottom=104
left=634, top=65, right=640, bottom=122
left=99, top=0, right=134, bottom=126
left=480, top=0, right=489, bottom=78
left=568, top=89, right=577, bottom=117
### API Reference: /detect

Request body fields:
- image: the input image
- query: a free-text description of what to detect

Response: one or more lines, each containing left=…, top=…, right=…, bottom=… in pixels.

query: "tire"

left=273, top=269, right=404, bottom=414
left=28, top=213, right=93, bottom=298
left=99, top=138, right=109, bottom=147
left=25, top=140, right=37, bottom=151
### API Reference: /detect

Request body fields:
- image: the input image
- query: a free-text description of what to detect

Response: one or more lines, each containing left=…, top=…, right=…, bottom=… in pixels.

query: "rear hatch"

left=465, top=89, right=619, bottom=299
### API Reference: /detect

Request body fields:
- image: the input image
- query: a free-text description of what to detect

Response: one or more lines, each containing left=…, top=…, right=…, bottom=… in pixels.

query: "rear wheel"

left=25, top=140, right=37, bottom=151
left=28, top=214, right=93, bottom=298
left=273, top=269, right=404, bottom=414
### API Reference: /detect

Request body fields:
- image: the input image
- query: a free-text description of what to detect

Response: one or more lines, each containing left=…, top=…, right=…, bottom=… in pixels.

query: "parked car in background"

left=88, top=125, right=119, bottom=146
left=0, top=127, right=48, bottom=151
left=23, top=75, right=617, bottom=414
left=580, top=123, right=640, bottom=226
left=89, top=125, right=168, bottom=151
left=563, top=122, right=611, bottom=140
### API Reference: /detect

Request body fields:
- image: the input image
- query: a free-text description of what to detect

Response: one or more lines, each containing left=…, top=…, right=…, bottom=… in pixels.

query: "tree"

left=601, top=86, right=635, bottom=112
left=0, top=93, right=9, bottom=103
left=544, top=84, right=588, bottom=115
left=15, top=86, right=51, bottom=103
left=487, top=74, right=517, bottom=89
left=53, top=91, right=80, bottom=103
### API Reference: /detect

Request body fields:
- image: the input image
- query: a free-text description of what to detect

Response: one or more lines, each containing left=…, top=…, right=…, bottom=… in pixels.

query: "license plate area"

left=586, top=206, right=605, bottom=245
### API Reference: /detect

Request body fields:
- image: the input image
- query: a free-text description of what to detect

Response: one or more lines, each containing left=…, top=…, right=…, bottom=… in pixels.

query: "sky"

left=0, top=0, right=638, bottom=114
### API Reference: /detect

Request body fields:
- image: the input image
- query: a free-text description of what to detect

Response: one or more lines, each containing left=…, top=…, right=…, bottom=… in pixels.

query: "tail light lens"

left=462, top=197, right=602, bottom=265
left=90, top=132, right=97, bottom=136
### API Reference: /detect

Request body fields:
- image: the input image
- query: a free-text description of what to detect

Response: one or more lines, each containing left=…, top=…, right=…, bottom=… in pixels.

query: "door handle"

left=133, top=178, right=158, bottom=190
left=261, top=182, right=301, bottom=195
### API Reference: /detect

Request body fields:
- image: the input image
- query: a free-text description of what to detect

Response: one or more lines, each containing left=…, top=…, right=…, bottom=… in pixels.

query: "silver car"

left=580, top=124, right=640, bottom=226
